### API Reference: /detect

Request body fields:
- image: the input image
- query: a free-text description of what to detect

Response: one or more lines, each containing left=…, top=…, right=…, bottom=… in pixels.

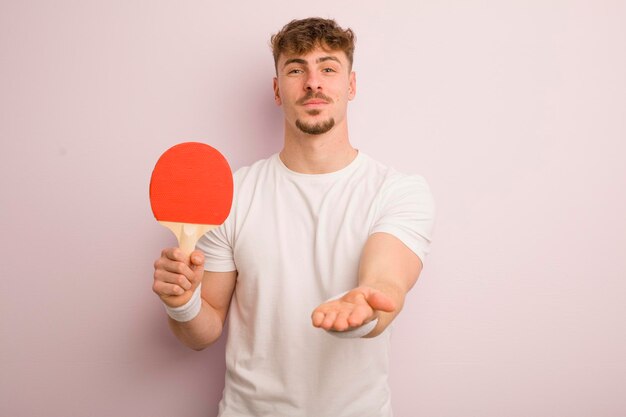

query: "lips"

left=303, top=100, right=328, bottom=106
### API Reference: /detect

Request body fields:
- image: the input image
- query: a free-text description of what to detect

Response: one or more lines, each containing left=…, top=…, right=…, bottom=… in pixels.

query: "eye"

left=287, top=68, right=303, bottom=75
left=322, top=67, right=337, bottom=73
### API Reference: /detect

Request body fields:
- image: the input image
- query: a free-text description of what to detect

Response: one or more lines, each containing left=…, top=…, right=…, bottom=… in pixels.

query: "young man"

left=153, top=18, right=435, bottom=417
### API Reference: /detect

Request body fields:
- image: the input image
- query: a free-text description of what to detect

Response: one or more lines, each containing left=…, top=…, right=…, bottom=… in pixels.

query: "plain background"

left=1, top=1, right=625, bottom=416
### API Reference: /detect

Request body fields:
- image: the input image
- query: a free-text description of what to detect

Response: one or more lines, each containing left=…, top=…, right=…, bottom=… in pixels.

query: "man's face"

left=273, top=46, right=356, bottom=136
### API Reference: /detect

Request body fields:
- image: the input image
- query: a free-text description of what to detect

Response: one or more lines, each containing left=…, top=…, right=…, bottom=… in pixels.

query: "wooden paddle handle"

left=158, top=221, right=216, bottom=257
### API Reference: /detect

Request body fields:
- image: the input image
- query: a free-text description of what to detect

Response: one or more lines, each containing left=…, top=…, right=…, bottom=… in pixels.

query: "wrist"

left=164, top=284, right=203, bottom=322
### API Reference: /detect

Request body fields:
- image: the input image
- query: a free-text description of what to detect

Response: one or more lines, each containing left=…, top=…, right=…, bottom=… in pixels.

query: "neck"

left=279, top=120, right=357, bottom=174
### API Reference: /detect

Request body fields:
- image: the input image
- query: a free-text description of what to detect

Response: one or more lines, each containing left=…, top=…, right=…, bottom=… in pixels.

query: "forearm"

left=168, top=300, right=224, bottom=350
left=357, top=232, right=422, bottom=337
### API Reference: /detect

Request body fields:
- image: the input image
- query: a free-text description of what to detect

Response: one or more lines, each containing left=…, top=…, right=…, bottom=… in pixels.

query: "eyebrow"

left=283, top=56, right=342, bottom=68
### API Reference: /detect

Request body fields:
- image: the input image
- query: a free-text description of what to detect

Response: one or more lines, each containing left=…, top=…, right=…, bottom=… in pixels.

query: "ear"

left=348, top=71, right=356, bottom=101
left=273, top=77, right=282, bottom=106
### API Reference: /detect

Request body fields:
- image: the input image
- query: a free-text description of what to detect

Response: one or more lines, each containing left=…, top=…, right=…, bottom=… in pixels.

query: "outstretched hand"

left=311, top=287, right=396, bottom=332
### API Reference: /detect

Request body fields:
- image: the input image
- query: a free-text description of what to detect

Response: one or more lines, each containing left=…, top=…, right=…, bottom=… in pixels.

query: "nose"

left=304, top=71, right=322, bottom=91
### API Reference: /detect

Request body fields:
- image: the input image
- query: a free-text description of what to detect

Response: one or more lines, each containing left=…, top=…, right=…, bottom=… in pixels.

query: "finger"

left=347, top=303, right=374, bottom=328
left=190, top=250, right=205, bottom=266
left=333, top=310, right=351, bottom=331
left=321, top=311, right=338, bottom=330
left=152, top=280, right=185, bottom=297
left=311, top=310, right=326, bottom=327
left=189, top=254, right=206, bottom=278
left=162, top=247, right=185, bottom=262
left=154, top=269, right=192, bottom=291
left=158, top=257, right=195, bottom=281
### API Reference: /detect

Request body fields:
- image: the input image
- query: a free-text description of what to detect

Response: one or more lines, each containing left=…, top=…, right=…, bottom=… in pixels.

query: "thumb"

left=190, top=250, right=205, bottom=267
left=366, top=290, right=396, bottom=313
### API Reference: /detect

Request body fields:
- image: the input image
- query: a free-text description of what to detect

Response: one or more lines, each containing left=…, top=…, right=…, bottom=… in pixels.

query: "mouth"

left=303, top=100, right=328, bottom=105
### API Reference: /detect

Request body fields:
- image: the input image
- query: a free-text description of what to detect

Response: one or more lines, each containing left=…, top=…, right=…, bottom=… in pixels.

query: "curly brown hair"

left=270, top=18, right=356, bottom=71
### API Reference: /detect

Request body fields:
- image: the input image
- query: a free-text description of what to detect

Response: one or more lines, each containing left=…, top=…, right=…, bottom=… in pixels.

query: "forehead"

left=278, top=46, right=349, bottom=66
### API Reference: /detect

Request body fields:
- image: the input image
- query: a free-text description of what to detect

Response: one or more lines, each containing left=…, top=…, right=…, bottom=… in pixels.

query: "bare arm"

left=311, top=232, right=423, bottom=338
left=153, top=248, right=237, bottom=350
left=357, top=232, right=422, bottom=337
left=168, top=269, right=237, bottom=350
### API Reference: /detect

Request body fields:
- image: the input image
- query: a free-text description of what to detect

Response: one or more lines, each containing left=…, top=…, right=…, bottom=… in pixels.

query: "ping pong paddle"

left=149, top=142, right=233, bottom=257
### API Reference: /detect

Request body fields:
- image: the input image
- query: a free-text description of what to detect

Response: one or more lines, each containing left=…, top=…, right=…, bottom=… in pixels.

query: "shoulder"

left=384, top=172, right=433, bottom=198
left=230, top=153, right=279, bottom=191
left=360, top=153, right=433, bottom=200
left=232, top=154, right=275, bottom=181
left=364, top=156, right=436, bottom=261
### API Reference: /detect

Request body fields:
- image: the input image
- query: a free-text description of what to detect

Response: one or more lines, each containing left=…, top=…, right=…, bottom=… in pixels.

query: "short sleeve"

left=370, top=174, right=436, bottom=263
left=195, top=167, right=246, bottom=273
left=196, top=220, right=237, bottom=272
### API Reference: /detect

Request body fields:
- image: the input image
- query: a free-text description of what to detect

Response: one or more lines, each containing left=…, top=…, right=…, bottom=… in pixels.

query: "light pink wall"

left=1, top=2, right=625, bottom=416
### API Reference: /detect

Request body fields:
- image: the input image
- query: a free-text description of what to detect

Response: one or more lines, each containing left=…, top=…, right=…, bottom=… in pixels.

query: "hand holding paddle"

left=149, top=142, right=233, bottom=307
left=153, top=248, right=205, bottom=307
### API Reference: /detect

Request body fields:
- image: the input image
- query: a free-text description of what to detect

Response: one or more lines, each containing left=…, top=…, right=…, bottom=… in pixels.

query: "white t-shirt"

left=197, top=151, right=435, bottom=417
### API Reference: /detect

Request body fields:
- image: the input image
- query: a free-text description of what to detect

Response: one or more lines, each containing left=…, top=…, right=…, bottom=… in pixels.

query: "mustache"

left=296, top=92, right=333, bottom=105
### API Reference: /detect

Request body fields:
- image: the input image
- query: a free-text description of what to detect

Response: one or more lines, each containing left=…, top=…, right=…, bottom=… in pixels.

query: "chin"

left=295, top=118, right=335, bottom=135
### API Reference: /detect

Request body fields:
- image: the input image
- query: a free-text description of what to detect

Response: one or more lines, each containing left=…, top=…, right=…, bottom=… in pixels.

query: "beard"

left=295, top=111, right=335, bottom=135
left=294, top=92, right=336, bottom=135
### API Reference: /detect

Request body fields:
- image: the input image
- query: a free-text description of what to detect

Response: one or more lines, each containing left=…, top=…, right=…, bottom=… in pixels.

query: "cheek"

left=334, top=91, right=349, bottom=104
